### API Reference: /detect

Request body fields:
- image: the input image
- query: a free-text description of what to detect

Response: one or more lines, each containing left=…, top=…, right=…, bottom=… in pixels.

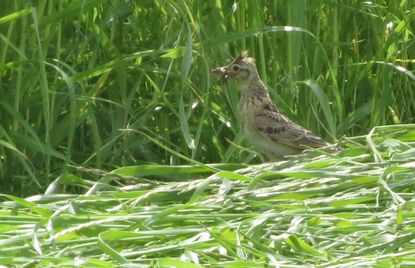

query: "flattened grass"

left=1, top=125, right=415, bottom=266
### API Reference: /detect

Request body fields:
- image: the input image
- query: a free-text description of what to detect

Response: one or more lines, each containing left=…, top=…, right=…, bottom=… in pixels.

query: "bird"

left=212, top=51, right=329, bottom=162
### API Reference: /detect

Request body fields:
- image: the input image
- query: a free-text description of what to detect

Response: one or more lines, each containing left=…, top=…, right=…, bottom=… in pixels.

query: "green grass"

left=1, top=125, right=415, bottom=266
left=1, top=1, right=414, bottom=194
left=1, top=1, right=415, bottom=265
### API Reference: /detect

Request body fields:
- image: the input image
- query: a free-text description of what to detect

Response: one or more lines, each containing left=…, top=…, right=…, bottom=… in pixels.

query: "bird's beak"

left=211, top=66, right=230, bottom=83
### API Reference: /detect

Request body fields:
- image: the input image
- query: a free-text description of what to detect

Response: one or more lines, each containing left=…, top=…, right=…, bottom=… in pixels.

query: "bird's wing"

left=253, top=102, right=328, bottom=149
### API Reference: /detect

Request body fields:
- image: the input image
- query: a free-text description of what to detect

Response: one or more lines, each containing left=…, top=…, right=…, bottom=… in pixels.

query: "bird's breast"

left=238, top=96, right=264, bottom=141
left=238, top=96, right=264, bottom=120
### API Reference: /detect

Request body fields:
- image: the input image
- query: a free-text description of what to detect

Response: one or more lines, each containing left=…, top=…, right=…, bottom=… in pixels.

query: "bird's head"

left=212, top=51, right=258, bottom=82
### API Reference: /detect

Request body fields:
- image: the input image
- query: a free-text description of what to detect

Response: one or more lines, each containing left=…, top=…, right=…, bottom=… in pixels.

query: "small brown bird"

left=212, top=51, right=329, bottom=161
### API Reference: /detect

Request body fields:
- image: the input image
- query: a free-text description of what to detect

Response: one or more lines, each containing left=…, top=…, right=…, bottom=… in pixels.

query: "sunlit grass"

left=1, top=125, right=415, bottom=266
left=1, top=2, right=414, bottom=195
left=1, top=1, right=414, bottom=265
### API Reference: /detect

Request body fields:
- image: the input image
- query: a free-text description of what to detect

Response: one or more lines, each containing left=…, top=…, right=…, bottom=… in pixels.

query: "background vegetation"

left=1, top=1, right=414, bottom=193
left=1, top=0, right=415, bottom=266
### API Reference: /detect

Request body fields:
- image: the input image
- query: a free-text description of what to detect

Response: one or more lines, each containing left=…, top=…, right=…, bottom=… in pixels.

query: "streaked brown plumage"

left=212, top=51, right=328, bottom=161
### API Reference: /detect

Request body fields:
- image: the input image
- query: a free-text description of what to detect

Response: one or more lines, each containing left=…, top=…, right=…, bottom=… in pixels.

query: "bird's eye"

left=232, top=65, right=240, bottom=71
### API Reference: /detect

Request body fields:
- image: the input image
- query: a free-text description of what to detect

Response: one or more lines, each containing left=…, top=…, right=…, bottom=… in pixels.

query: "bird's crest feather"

left=234, top=51, right=256, bottom=65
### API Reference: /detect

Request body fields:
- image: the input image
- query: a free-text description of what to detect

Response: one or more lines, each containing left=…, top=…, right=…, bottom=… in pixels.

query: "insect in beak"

left=211, top=66, right=230, bottom=83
